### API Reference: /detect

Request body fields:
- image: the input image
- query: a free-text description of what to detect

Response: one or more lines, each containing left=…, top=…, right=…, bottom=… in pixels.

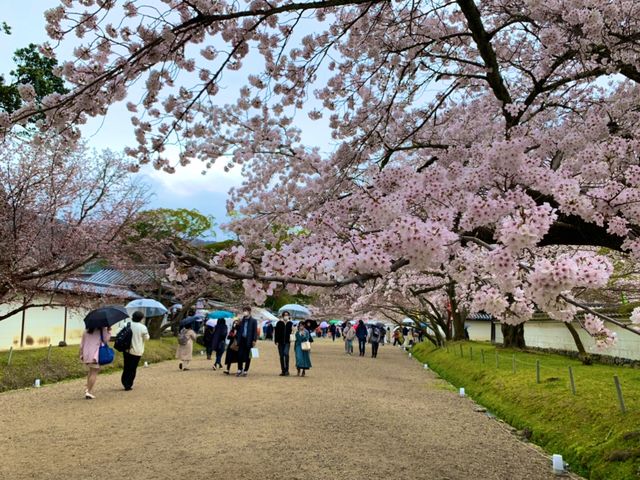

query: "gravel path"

left=0, top=340, right=556, bottom=480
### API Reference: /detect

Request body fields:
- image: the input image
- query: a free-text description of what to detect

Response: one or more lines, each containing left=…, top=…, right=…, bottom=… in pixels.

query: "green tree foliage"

left=0, top=43, right=67, bottom=116
left=133, top=208, right=216, bottom=243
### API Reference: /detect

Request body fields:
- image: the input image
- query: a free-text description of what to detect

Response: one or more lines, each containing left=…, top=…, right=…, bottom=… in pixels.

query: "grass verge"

left=0, top=338, right=206, bottom=393
left=411, top=341, right=640, bottom=480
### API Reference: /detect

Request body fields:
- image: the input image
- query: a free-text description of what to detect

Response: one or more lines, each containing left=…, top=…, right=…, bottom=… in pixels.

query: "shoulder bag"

left=98, top=329, right=115, bottom=366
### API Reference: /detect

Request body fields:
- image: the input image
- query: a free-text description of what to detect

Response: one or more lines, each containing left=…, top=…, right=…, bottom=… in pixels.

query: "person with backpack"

left=120, top=311, right=150, bottom=390
left=176, top=324, right=197, bottom=370
left=210, top=318, right=228, bottom=370
left=79, top=325, right=112, bottom=399
left=368, top=324, right=383, bottom=359
left=355, top=320, right=368, bottom=357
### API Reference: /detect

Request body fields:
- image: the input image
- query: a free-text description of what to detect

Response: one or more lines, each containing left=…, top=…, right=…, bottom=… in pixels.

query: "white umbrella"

left=402, top=318, right=415, bottom=325
left=319, top=321, right=329, bottom=329
left=126, top=299, right=168, bottom=318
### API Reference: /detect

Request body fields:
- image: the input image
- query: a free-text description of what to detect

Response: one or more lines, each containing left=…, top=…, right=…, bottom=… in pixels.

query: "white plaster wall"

left=0, top=298, right=89, bottom=351
left=466, top=320, right=640, bottom=361
left=465, top=321, right=492, bottom=341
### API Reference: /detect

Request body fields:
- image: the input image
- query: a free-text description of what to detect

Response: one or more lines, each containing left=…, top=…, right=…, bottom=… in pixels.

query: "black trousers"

left=371, top=342, right=379, bottom=358
left=121, top=352, right=141, bottom=389
left=277, top=343, right=290, bottom=373
left=237, top=342, right=252, bottom=372
left=358, top=338, right=366, bottom=356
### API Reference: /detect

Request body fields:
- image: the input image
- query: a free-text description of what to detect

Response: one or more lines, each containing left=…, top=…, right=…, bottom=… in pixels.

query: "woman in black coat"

left=223, top=320, right=239, bottom=375
left=203, top=324, right=215, bottom=360
left=211, top=318, right=228, bottom=370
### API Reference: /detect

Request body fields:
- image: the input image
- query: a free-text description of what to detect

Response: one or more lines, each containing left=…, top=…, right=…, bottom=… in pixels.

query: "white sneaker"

left=85, top=392, right=95, bottom=399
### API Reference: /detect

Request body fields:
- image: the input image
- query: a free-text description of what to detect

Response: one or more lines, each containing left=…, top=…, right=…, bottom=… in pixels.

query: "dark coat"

left=211, top=320, right=228, bottom=351
left=274, top=320, right=293, bottom=345
left=237, top=316, right=258, bottom=346
left=224, top=326, right=239, bottom=366
left=356, top=322, right=368, bottom=340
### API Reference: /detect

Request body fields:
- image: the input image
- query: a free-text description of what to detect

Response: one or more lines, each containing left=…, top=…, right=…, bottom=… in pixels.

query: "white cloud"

left=138, top=159, right=244, bottom=198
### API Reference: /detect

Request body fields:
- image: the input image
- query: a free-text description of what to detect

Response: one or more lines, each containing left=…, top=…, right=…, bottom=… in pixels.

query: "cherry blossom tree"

left=0, top=135, right=148, bottom=321
left=4, top=1, right=640, bottom=347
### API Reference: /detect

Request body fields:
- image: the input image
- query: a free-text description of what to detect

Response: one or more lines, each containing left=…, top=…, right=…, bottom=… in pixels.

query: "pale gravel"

left=0, top=340, right=557, bottom=480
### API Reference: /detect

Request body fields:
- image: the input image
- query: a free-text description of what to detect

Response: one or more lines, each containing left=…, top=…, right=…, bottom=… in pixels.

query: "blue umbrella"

left=207, top=310, right=234, bottom=319
left=278, top=304, right=311, bottom=318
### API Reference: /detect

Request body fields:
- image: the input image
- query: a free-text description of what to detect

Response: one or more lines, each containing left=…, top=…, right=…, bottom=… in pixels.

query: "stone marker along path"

left=0, top=341, right=557, bottom=480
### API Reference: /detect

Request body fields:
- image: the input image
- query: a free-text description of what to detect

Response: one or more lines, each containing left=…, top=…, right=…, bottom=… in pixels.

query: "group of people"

left=79, top=305, right=392, bottom=399
left=79, top=310, right=150, bottom=399
left=341, top=320, right=386, bottom=358
left=176, top=306, right=313, bottom=378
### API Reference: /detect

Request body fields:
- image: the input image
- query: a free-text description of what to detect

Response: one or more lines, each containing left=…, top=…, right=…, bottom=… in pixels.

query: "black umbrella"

left=303, top=319, right=318, bottom=331
left=84, top=306, right=129, bottom=330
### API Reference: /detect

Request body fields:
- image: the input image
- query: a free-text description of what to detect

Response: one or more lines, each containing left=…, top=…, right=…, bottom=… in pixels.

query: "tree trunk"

left=446, top=283, right=466, bottom=340
left=565, top=322, right=592, bottom=365
left=146, top=316, right=164, bottom=339
left=501, top=323, right=526, bottom=349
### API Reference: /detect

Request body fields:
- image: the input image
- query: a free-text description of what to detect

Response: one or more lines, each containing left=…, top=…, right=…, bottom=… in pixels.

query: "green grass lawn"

left=0, top=338, right=206, bottom=392
left=411, top=341, right=640, bottom=480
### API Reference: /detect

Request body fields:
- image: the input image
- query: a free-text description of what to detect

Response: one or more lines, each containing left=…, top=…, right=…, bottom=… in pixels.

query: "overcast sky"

left=0, top=1, right=300, bottom=239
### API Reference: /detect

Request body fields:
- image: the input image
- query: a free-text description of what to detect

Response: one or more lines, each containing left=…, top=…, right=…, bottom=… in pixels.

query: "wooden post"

left=47, top=344, right=53, bottom=363
left=536, top=360, right=540, bottom=384
left=512, top=354, right=516, bottom=374
left=7, top=346, right=13, bottom=366
left=20, top=298, right=27, bottom=348
left=481, top=349, right=485, bottom=364
left=613, top=376, right=626, bottom=414
left=63, top=306, right=68, bottom=343
left=459, top=344, right=463, bottom=358
left=568, top=366, right=576, bottom=395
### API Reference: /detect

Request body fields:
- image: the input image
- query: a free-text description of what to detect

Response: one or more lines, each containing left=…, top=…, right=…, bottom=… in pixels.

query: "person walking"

left=343, top=323, right=355, bottom=355
left=176, top=324, right=197, bottom=370
left=368, top=323, right=383, bottom=359
left=294, top=322, right=312, bottom=376
left=211, top=318, right=228, bottom=370
left=329, top=323, right=336, bottom=341
left=355, top=320, right=368, bottom=357
left=203, top=322, right=215, bottom=360
left=79, top=325, right=112, bottom=399
left=274, top=311, right=293, bottom=376
left=223, top=320, right=239, bottom=375
left=121, top=311, right=150, bottom=391
left=236, top=306, right=258, bottom=377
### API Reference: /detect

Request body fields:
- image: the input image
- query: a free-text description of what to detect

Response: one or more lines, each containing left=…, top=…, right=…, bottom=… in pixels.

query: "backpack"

left=371, top=327, right=381, bottom=342
left=113, top=322, right=133, bottom=352
left=178, top=329, right=190, bottom=346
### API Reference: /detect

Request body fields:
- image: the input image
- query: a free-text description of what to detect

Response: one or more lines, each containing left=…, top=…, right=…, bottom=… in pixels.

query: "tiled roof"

left=85, top=268, right=160, bottom=287
left=46, top=279, right=142, bottom=299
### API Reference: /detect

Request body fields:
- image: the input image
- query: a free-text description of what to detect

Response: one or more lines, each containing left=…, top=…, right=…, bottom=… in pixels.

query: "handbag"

left=301, top=340, right=311, bottom=352
left=98, top=329, right=115, bottom=366
left=229, top=339, right=239, bottom=351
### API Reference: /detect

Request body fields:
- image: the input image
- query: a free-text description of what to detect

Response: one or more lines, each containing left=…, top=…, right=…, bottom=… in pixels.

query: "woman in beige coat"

left=176, top=326, right=197, bottom=370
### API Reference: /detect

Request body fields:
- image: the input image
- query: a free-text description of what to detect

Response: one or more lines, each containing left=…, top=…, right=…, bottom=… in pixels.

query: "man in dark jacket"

left=356, top=320, right=368, bottom=356
left=274, top=312, right=293, bottom=376
left=236, top=306, right=258, bottom=377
